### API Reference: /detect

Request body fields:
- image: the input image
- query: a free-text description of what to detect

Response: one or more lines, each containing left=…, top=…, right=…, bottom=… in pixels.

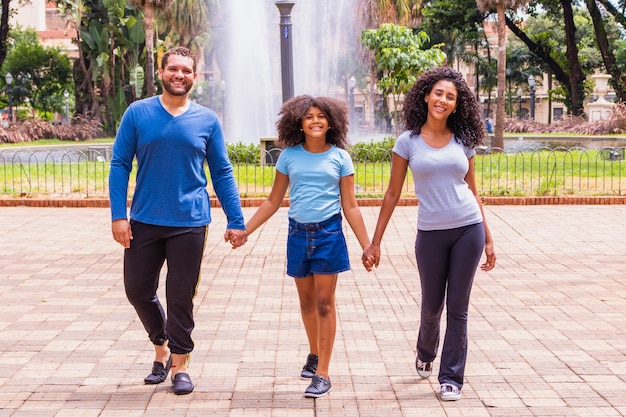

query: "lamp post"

left=63, top=89, right=69, bottom=125
left=528, top=75, right=536, bottom=121
left=517, top=88, right=522, bottom=119
left=5, top=73, right=13, bottom=122
left=275, top=1, right=295, bottom=102
left=348, top=76, right=356, bottom=130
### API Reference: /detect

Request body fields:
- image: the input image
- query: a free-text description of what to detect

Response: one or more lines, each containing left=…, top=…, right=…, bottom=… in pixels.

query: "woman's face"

left=301, top=106, right=330, bottom=139
left=425, top=80, right=458, bottom=121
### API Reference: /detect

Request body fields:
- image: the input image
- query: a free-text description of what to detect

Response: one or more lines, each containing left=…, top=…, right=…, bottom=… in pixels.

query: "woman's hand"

left=480, top=242, right=496, bottom=271
left=362, top=244, right=381, bottom=271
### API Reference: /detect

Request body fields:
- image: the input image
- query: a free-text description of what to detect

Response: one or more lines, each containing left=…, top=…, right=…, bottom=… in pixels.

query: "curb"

left=0, top=196, right=624, bottom=208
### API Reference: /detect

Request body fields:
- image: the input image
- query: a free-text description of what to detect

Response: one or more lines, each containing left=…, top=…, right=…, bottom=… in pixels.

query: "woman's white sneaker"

left=439, top=383, right=461, bottom=401
left=416, top=358, right=432, bottom=378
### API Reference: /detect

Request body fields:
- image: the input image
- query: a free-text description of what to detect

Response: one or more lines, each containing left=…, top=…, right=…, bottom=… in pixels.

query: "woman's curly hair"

left=403, top=66, right=485, bottom=148
left=275, top=95, right=350, bottom=149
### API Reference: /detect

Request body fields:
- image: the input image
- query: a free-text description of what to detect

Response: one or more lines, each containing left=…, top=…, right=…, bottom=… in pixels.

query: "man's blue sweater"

left=109, top=96, right=245, bottom=230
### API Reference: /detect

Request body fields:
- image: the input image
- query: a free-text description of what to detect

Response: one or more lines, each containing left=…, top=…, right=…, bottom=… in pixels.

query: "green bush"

left=349, top=136, right=395, bottom=162
left=227, top=142, right=260, bottom=164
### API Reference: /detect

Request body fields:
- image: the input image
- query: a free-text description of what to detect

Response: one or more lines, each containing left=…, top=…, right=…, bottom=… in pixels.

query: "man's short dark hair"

left=161, top=47, right=197, bottom=72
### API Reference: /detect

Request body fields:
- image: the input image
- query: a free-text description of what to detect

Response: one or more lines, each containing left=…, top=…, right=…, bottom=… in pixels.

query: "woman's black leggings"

left=124, top=220, right=207, bottom=355
left=415, top=222, right=485, bottom=388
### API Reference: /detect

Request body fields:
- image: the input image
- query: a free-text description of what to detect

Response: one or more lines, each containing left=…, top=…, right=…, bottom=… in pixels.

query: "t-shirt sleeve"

left=392, top=132, right=410, bottom=160
left=340, top=149, right=355, bottom=177
left=275, top=148, right=288, bottom=175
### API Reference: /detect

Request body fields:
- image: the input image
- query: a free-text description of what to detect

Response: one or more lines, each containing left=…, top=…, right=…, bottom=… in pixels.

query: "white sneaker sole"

left=304, top=386, right=332, bottom=398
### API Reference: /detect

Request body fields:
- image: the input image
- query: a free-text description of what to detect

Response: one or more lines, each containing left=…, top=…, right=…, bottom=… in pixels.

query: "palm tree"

left=476, top=0, right=529, bottom=150
left=128, top=0, right=172, bottom=97
left=160, top=0, right=216, bottom=51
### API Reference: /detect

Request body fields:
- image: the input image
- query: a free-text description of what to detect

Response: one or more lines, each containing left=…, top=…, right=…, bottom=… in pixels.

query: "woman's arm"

left=465, top=156, right=496, bottom=271
left=362, top=153, right=409, bottom=268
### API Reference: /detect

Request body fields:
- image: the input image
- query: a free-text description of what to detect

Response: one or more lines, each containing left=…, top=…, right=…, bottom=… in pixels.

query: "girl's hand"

left=362, top=245, right=381, bottom=271
left=224, top=229, right=248, bottom=249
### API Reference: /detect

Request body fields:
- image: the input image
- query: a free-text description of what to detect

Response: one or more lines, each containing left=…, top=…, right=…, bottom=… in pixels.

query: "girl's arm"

left=465, top=156, right=496, bottom=271
left=245, top=171, right=290, bottom=236
left=339, top=173, right=371, bottom=252
left=363, top=153, right=409, bottom=268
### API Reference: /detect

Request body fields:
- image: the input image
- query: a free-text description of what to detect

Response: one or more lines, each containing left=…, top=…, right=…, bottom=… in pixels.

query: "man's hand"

left=112, top=219, right=132, bottom=248
left=224, top=229, right=248, bottom=249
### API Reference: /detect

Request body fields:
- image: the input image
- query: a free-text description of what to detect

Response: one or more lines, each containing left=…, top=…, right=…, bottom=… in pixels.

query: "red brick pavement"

left=0, top=205, right=624, bottom=416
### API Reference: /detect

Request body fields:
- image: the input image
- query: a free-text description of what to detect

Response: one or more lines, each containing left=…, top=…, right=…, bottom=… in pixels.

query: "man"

left=109, top=46, right=247, bottom=395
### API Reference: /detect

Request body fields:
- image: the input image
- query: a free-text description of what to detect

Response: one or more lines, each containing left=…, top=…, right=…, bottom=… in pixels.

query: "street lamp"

left=63, top=89, right=69, bottom=125
left=517, top=88, right=523, bottom=119
left=276, top=1, right=295, bottom=102
left=348, top=76, right=356, bottom=130
left=5, top=72, right=13, bottom=122
left=528, top=75, right=536, bottom=120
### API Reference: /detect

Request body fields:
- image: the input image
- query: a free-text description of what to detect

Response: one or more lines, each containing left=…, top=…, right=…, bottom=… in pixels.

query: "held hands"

left=224, top=229, right=248, bottom=249
left=361, top=244, right=380, bottom=272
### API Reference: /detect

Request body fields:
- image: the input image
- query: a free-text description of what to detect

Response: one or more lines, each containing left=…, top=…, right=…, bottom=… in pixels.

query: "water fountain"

left=214, top=0, right=358, bottom=144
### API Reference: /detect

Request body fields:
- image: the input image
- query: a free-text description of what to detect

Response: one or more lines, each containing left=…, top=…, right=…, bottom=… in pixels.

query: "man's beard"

left=163, top=79, right=192, bottom=96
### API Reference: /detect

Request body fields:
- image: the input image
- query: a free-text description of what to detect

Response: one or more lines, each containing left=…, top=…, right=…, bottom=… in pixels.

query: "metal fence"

left=1, top=145, right=624, bottom=198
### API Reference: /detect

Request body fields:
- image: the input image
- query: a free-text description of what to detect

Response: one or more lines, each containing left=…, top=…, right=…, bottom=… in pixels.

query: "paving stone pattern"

left=0, top=206, right=624, bottom=417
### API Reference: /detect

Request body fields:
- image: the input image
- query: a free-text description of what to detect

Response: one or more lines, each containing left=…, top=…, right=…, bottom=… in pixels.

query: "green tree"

left=584, top=0, right=626, bottom=102
left=160, top=0, right=212, bottom=52
left=356, top=0, right=426, bottom=131
left=420, top=0, right=491, bottom=98
left=504, top=3, right=620, bottom=116
left=2, top=28, right=72, bottom=119
left=128, top=0, right=172, bottom=97
left=361, top=23, right=446, bottom=136
left=476, top=0, right=531, bottom=151
left=0, top=0, right=11, bottom=68
left=58, top=0, right=145, bottom=132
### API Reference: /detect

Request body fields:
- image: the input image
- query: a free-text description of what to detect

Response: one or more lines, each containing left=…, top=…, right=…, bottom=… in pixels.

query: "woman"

left=237, top=95, right=372, bottom=398
left=362, top=67, right=496, bottom=401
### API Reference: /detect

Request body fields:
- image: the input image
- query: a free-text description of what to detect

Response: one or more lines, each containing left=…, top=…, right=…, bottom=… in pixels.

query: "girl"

left=242, top=95, right=372, bottom=398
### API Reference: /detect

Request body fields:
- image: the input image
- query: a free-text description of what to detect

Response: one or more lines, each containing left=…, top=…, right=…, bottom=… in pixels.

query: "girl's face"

left=425, top=80, right=458, bottom=121
left=301, top=106, right=330, bottom=140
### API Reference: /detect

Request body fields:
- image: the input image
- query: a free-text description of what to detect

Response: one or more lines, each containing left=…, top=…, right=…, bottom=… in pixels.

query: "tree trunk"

left=585, top=0, right=626, bottom=103
left=561, top=0, right=585, bottom=116
left=0, top=0, right=10, bottom=67
left=493, top=3, right=506, bottom=151
left=144, top=4, right=156, bottom=97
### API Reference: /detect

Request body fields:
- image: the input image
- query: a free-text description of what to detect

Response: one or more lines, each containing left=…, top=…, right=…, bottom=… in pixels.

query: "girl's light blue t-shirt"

left=393, top=131, right=482, bottom=231
left=276, top=143, right=354, bottom=224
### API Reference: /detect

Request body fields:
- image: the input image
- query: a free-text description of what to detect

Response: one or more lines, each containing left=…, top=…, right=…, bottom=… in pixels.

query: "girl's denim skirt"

left=286, top=212, right=350, bottom=278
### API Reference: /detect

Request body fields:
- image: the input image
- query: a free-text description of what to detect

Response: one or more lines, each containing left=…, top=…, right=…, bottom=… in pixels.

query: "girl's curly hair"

left=403, top=66, right=485, bottom=148
left=275, top=95, right=350, bottom=149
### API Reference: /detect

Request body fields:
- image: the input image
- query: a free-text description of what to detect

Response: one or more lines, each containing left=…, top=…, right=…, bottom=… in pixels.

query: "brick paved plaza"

left=0, top=205, right=624, bottom=416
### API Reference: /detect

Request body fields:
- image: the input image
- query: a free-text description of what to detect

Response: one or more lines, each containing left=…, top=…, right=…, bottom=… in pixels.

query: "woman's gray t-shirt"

left=393, top=131, right=482, bottom=231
